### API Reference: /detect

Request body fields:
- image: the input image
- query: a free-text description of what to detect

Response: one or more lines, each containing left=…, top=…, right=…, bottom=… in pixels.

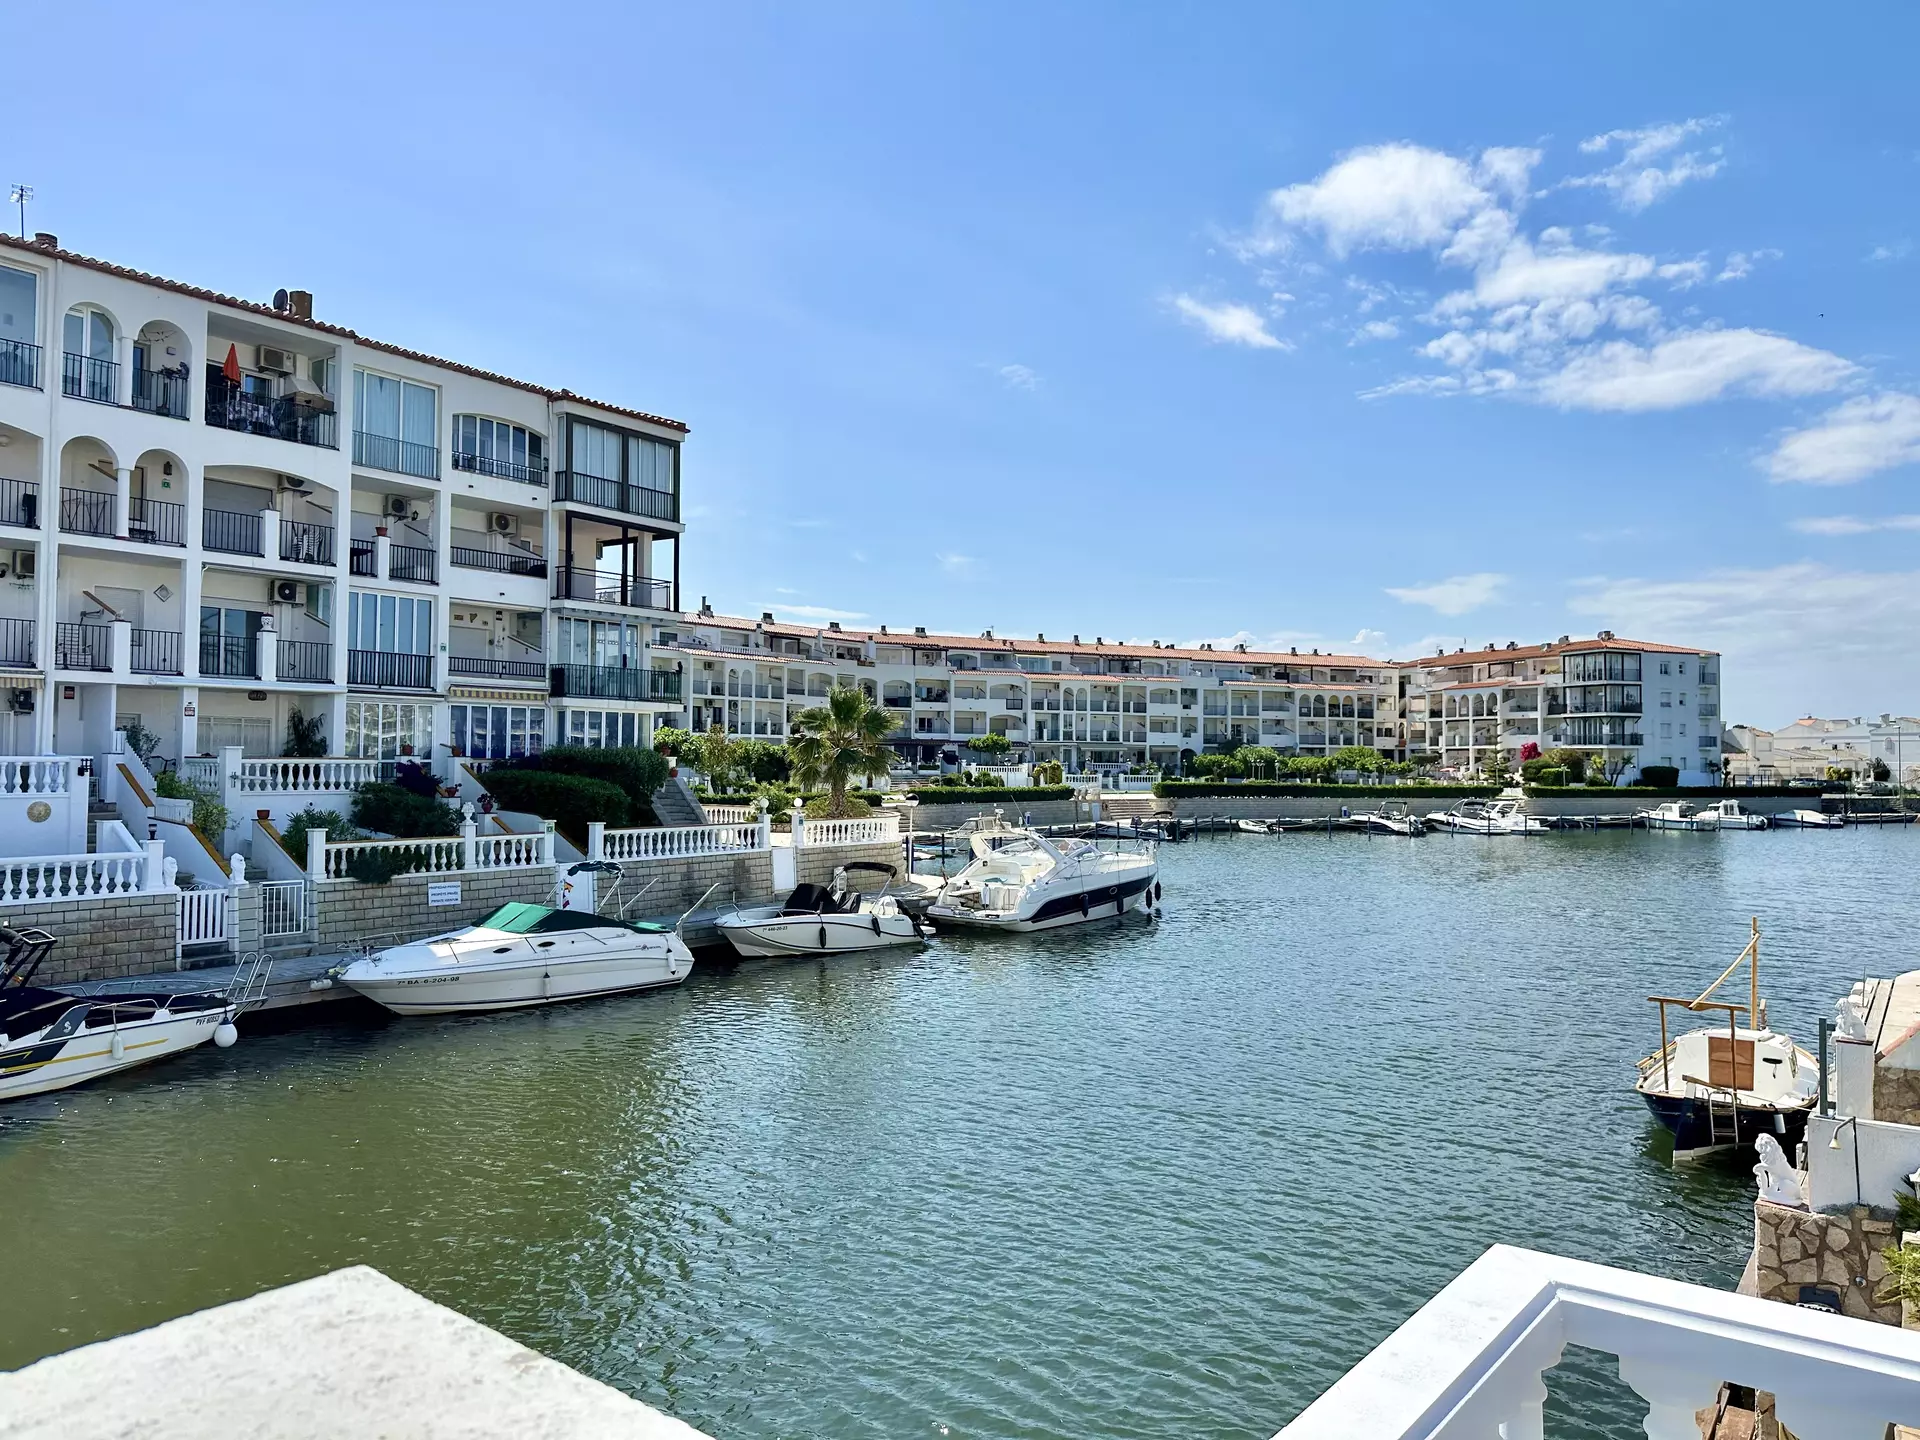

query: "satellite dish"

left=272, top=288, right=290, bottom=311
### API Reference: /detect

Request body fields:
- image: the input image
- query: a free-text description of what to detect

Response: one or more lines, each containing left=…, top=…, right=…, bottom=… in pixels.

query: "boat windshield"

left=473, top=903, right=664, bottom=935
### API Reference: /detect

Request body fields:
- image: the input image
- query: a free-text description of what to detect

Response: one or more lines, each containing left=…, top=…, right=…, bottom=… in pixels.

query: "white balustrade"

left=1273, top=1244, right=1920, bottom=1440
left=318, top=836, right=464, bottom=881
left=472, top=831, right=551, bottom=869
left=313, top=821, right=554, bottom=881
left=0, top=849, right=156, bottom=904
left=0, top=757, right=78, bottom=796
left=601, top=822, right=769, bottom=861
left=233, top=757, right=382, bottom=795
left=176, top=757, right=221, bottom=794
left=796, top=814, right=900, bottom=847
left=702, top=804, right=758, bottom=825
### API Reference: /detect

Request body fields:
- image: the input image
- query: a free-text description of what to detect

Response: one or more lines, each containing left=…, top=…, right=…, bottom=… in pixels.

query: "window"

left=555, top=617, right=642, bottom=666
left=450, top=704, right=545, bottom=759
left=1661, top=691, right=1673, bottom=707
left=453, top=415, right=546, bottom=483
left=1660, top=722, right=1673, bottom=739
left=0, top=265, right=35, bottom=345
left=348, top=593, right=433, bottom=654
left=1659, top=661, right=1671, bottom=675
left=64, top=306, right=114, bottom=362
left=353, top=369, right=437, bottom=475
left=555, top=709, right=647, bottom=748
left=567, top=419, right=679, bottom=496
left=343, top=701, right=434, bottom=760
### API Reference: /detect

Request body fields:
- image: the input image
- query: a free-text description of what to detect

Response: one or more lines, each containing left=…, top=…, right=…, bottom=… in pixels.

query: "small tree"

left=689, top=723, right=741, bottom=791
left=120, top=720, right=163, bottom=767
left=967, top=732, right=1014, bottom=760
left=652, top=725, right=694, bottom=758
left=1329, top=745, right=1383, bottom=775
left=284, top=707, right=327, bottom=758
left=1874, top=757, right=1893, bottom=783
left=788, top=686, right=895, bottom=818
left=1481, top=750, right=1512, bottom=784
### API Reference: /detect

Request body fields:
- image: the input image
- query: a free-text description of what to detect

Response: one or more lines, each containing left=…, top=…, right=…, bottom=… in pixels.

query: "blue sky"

left=11, top=5, right=1920, bottom=723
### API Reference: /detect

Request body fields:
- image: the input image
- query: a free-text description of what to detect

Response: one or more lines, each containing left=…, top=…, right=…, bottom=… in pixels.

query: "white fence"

left=0, top=840, right=168, bottom=905
left=177, top=756, right=221, bottom=793
left=701, top=804, right=759, bottom=825
left=0, top=754, right=89, bottom=860
left=259, top=880, right=307, bottom=938
left=177, top=887, right=229, bottom=950
left=307, top=822, right=556, bottom=882
left=0, top=757, right=79, bottom=795
left=794, top=813, right=900, bottom=846
left=232, top=756, right=382, bottom=796
left=1275, top=1243, right=1920, bottom=1439
left=597, top=821, right=769, bottom=861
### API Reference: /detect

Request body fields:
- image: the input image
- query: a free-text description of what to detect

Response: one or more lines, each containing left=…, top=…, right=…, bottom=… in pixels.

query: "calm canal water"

left=5, top=826, right=1917, bottom=1436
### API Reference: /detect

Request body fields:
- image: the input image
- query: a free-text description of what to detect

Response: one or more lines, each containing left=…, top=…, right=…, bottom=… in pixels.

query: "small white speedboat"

left=1638, top=801, right=1721, bottom=832
left=1698, top=799, right=1770, bottom=830
left=0, top=927, right=248, bottom=1101
left=1774, top=808, right=1843, bottom=829
left=928, top=816, right=1159, bottom=931
left=717, top=863, right=931, bottom=958
left=1235, top=818, right=1280, bottom=835
left=1428, top=799, right=1549, bottom=835
left=1356, top=800, right=1426, bottom=836
left=338, top=902, right=693, bottom=1015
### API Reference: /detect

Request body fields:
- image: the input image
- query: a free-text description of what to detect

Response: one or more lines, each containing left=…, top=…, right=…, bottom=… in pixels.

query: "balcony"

left=0, top=478, right=39, bottom=528
left=278, top=640, right=333, bottom=683
left=130, top=368, right=189, bottom=420
left=353, top=431, right=439, bottom=480
left=128, top=497, right=185, bottom=547
left=205, top=375, right=338, bottom=450
left=547, top=664, right=681, bottom=702
left=59, top=488, right=112, bottom=537
left=200, top=635, right=256, bottom=679
left=347, top=650, right=433, bottom=689
left=280, top=520, right=335, bottom=567
left=453, top=450, right=547, bottom=486
left=62, top=352, right=118, bottom=405
left=1275, top=1243, right=1920, bottom=1440
left=0, top=618, right=33, bottom=667
left=553, top=566, right=674, bottom=612
left=55, top=623, right=109, bottom=671
left=129, top=629, right=182, bottom=676
left=448, top=655, right=547, bottom=683
left=450, top=545, right=546, bottom=578
left=388, top=543, right=437, bottom=585
left=1, top=339, right=41, bottom=389
left=349, top=540, right=375, bottom=576
left=554, top=470, right=678, bottom=523
left=203, top=507, right=264, bottom=556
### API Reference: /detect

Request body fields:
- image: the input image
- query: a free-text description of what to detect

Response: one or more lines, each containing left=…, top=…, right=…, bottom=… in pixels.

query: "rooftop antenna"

left=8, top=184, right=31, bottom=239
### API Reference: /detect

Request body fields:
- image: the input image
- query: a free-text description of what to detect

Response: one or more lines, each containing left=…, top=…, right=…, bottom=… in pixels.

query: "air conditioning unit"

left=6, top=689, right=31, bottom=715
left=487, top=512, right=516, bottom=535
left=274, top=580, right=305, bottom=605
left=385, top=495, right=411, bottom=518
left=12, top=550, right=34, bottom=580
left=257, top=346, right=294, bottom=375
left=277, top=473, right=308, bottom=492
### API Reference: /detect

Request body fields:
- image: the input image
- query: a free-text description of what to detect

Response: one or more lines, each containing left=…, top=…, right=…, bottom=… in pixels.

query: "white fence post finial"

left=143, top=837, right=168, bottom=893
left=541, top=820, right=556, bottom=867
left=790, top=802, right=806, bottom=849
left=460, top=817, right=478, bottom=872
left=306, top=825, right=328, bottom=882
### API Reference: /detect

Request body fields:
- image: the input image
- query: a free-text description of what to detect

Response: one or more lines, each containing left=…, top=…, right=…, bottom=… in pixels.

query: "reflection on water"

left=4, top=827, right=1915, bottom=1438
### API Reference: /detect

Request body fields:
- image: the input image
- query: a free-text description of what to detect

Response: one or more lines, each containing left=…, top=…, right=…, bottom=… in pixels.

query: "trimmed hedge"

left=907, top=785, right=1076, bottom=804
left=350, top=782, right=462, bottom=838
left=482, top=770, right=630, bottom=844
left=1153, top=781, right=1502, bottom=800
left=698, top=790, right=883, bottom=810
left=1524, top=784, right=1818, bottom=798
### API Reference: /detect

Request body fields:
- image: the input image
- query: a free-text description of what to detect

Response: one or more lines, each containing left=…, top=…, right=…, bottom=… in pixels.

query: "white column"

left=1615, top=1356, right=1721, bottom=1440
left=373, top=531, right=392, bottom=580
left=220, top=745, right=245, bottom=826
left=459, top=817, right=478, bottom=871
left=142, top=836, right=168, bottom=892
left=259, top=509, right=281, bottom=564
left=585, top=821, right=604, bottom=861
left=539, top=820, right=555, bottom=866
left=109, top=617, right=132, bottom=677
left=178, top=685, right=199, bottom=759
left=256, top=621, right=278, bottom=684
left=790, top=802, right=805, bottom=849
left=306, top=824, right=328, bottom=882
left=1496, top=1343, right=1564, bottom=1440
left=113, top=465, right=133, bottom=540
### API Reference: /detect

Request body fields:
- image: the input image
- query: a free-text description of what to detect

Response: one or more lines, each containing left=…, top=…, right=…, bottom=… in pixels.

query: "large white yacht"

left=926, top=817, right=1159, bottom=931
left=1427, top=799, right=1551, bottom=835
left=338, top=902, right=694, bottom=1015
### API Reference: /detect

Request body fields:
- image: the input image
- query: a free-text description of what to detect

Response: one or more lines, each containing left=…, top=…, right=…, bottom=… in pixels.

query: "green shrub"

left=1032, top=760, right=1064, bottom=785
left=907, top=785, right=1075, bottom=804
left=345, top=847, right=430, bottom=885
left=966, top=732, right=1013, bottom=757
left=279, top=804, right=360, bottom=863
left=498, top=745, right=667, bottom=805
left=283, top=707, right=327, bottom=758
left=154, top=769, right=231, bottom=844
left=1638, top=765, right=1680, bottom=787
left=652, top=725, right=694, bottom=757
left=733, top=739, right=791, bottom=784
left=481, top=770, right=628, bottom=845
left=349, top=782, right=462, bottom=839
left=1330, top=745, right=1386, bottom=774
left=1531, top=766, right=1570, bottom=787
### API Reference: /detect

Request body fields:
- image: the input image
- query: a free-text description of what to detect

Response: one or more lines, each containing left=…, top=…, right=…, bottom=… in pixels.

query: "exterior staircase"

left=1101, top=793, right=1169, bottom=820
left=86, top=799, right=121, bottom=851
left=650, top=775, right=708, bottom=827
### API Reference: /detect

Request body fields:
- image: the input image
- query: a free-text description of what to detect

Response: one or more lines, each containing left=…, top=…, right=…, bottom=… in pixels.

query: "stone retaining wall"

left=1166, top=794, right=1470, bottom=821
left=1873, top=1066, right=1920, bottom=1126
left=315, top=867, right=558, bottom=953
left=1521, top=794, right=1804, bottom=817
left=619, top=850, right=777, bottom=919
left=908, top=799, right=1082, bottom=831
left=1751, top=1199, right=1898, bottom=1324
left=796, top=840, right=907, bottom=892
left=7, top=892, right=180, bottom=985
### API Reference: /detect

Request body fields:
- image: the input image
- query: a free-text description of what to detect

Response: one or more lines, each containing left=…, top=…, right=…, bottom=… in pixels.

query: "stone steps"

left=1100, top=793, right=1167, bottom=819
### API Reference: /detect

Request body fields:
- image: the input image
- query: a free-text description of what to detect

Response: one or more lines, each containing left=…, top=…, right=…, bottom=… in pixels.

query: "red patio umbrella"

left=222, top=343, right=241, bottom=385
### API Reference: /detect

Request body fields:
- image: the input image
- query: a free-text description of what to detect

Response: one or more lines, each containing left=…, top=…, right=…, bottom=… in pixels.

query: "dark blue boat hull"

left=1640, top=1092, right=1810, bottom=1158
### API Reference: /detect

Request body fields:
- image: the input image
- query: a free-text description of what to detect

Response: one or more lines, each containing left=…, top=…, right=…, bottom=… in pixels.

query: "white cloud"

left=1351, top=319, right=1400, bottom=344
left=1265, top=143, right=1535, bottom=257
left=765, top=603, right=869, bottom=621
left=1384, top=572, right=1508, bottom=616
left=994, top=363, right=1039, bottom=391
left=1348, top=627, right=1390, bottom=651
left=1568, top=117, right=1727, bottom=211
left=1868, top=241, right=1912, bottom=263
left=936, top=553, right=976, bottom=576
left=1791, top=514, right=1920, bottom=536
left=1172, top=294, right=1288, bottom=349
left=1715, top=249, right=1779, bottom=282
left=1536, top=328, right=1857, bottom=412
left=1569, top=563, right=1920, bottom=720
left=1767, top=393, right=1920, bottom=484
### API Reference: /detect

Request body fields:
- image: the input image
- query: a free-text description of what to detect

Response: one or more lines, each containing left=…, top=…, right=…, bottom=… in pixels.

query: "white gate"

left=177, top=887, right=230, bottom=956
left=771, top=842, right=797, bottom=891
left=259, top=880, right=307, bottom=939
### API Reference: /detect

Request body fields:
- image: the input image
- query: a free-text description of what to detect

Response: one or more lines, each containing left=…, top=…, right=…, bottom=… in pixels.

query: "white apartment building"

left=656, top=607, right=1406, bottom=771
left=0, top=233, right=686, bottom=769
left=1400, top=632, right=1724, bottom=783
left=1726, top=714, right=1920, bottom=783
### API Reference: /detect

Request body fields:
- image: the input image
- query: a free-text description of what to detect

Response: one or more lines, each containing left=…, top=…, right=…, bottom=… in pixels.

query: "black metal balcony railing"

left=128, top=496, right=185, bottom=547
left=280, top=519, right=335, bottom=566
left=203, top=373, right=339, bottom=449
left=59, top=487, right=113, bottom=537
left=388, top=542, right=436, bottom=584
left=548, top=663, right=682, bottom=702
left=453, top=450, right=548, bottom=486
left=554, top=470, right=678, bottom=523
left=0, top=478, right=38, bottom=529
left=353, top=430, right=440, bottom=480
left=130, top=367, right=190, bottom=419
left=348, top=649, right=433, bottom=689
left=55, top=622, right=110, bottom=671
left=447, top=656, right=548, bottom=681
left=278, top=640, right=332, bottom=682
left=199, top=634, right=256, bottom=679
left=202, top=507, right=263, bottom=556
left=450, top=545, right=546, bottom=578
left=130, top=628, right=182, bottom=675
left=553, top=566, right=674, bottom=611
left=63, top=352, right=118, bottom=404
left=0, top=339, right=41, bottom=390
left=348, top=540, right=376, bottom=576
left=0, top=617, right=35, bottom=667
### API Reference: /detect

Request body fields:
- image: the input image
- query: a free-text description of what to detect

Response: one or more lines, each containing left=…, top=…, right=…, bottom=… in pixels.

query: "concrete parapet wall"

left=1520, top=794, right=1803, bottom=817
left=909, top=799, right=1082, bottom=831
left=1166, top=794, right=1467, bottom=821
left=8, top=892, right=180, bottom=985
left=615, top=851, right=777, bottom=919
left=315, top=868, right=557, bottom=952
left=797, top=840, right=906, bottom=891
left=1752, top=1200, right=1898, bottom=1325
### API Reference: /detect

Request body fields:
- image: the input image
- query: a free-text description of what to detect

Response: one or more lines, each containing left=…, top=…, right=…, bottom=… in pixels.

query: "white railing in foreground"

left=1274, top=1243, right=1920, bottom=1440
left=0, top=756, right=79, bottom=795
left=309, top=823, right=556, bottom=881
left=599, top=822, right=769, bottom=861
left=0, top=843, right=165, bottom=904
left=233, top=757, right=382, bottom=795
left=177, top=887, right=229, bottom=949
left=795, top=813, right=900, bottom=846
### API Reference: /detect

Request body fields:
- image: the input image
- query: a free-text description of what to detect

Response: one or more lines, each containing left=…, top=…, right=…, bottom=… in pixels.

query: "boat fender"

left=110, top=1029, right=125, bottom=1060
left=819, top=925, right=828, bottom=949
left=1080, top=893, right=1090, bottom=917
left=214, top=1021, right=238, bottom=1049
left=870, top=915, right=882, bottom=935
left=1152, top=882, right=1162, bottom=903
left=1774, top=1112, right=1786, bottom=1135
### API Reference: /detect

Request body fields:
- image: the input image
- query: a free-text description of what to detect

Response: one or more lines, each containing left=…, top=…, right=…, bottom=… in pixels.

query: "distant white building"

left=1726, top=715, right=1920, bottom=782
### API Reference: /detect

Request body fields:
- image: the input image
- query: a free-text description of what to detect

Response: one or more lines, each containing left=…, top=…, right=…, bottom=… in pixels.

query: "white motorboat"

left=1774, top=808, right=1843, bottom=829
left=927, top=817, right=1159, bottom=932
left=1356, top=800, right=1426, bottom=836
left=1, top=927, right=253, bottom=1102
left=1428, top=799, right=1550, bottom=835
left=1698, top=799, right=1770, bottom=830
left=338, top=901, right=694, bottom=1015
left=717, top=863, right=931, bottom=958
left=1638, top=801, right=1721, bottom=832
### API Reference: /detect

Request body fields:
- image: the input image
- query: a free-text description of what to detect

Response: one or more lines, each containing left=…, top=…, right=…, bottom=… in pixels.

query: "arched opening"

left=132, top=320, right=193, bottom=418
left=129, top=449, right=189, bottom=548
left=58, top=436, right=118, bottom=539
left=62, top=303, right=121, bottom=403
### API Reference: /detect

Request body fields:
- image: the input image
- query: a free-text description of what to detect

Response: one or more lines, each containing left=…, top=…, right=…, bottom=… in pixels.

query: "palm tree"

left=788, top=686, right=896, bottom=818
